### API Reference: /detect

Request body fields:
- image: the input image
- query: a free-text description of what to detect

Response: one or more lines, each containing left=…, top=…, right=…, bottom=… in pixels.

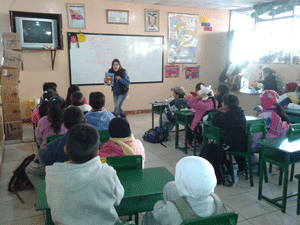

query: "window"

left=230, top=3, right=299, bottom=65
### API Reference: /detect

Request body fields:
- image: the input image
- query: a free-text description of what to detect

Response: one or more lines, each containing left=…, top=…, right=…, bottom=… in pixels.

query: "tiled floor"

left=0, top=113, right=300, bottom=224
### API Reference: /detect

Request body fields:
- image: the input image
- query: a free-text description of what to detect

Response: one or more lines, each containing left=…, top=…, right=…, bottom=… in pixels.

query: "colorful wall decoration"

left=184, top=66, right=200, bottom=79
left=165, top=65, right=180, bottom=78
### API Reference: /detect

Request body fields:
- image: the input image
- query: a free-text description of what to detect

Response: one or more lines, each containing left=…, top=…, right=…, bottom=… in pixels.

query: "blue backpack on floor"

left=143, top=127, right=165, bottom=144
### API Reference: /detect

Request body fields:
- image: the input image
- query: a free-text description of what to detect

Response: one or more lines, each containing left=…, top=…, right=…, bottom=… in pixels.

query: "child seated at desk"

left=278, top=82, right=299, bottom=108
left=71, top=91, right=92, bottom=114
left=142, top=156, right=226, bottom=225
left=46, top=124, right=124, bottom=225
left=215, top=83, right=230, bottom=108
left=99, top=118, right=145, bottom=163
left=161, top=86, right=188, bottom=133
left=65, top=84, right=89, bottom=107
left=186, top=85, right=217, bottom=146
left=26, top=106, right=87, bottom=191
left=32, top=89, right=57, bottom=127
left=212, top=94, right=247, bottom=174
left=85, top=92, right=115, bottom=130
left=254, top=90, right=290, bottom=141
left=36, top=96, right=68, bottom=149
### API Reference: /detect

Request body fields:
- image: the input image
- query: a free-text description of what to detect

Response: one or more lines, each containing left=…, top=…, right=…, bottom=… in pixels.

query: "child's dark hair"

left=195, top=83, right=205, bottom=91
left=47, top=96, right=66, bottom=134
left=71, top=91, right=84, bottom=106
left=38, top=89, right=56, bottom=118
left=66, top=124, right=100, bottom=164
left=273, top=104, right=291, bottom=124
left=174, top=92, right=185, bottom=99
left=66, top=85, right=80, bottom=106
left=43, top=82, right=57, bottom=92
left=63, top=106, right=85, bottom=129
left=223, top=94, right=239, bottom=109
left=218, top=84, right=230, bottom=96
left=89, top=92, right=105, bottom=110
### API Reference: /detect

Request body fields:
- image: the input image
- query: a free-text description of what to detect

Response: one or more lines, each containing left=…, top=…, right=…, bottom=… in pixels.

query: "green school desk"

left=175, top=110, right=195, bottom=154
left=150, top=102, right=169, bottom=128
left=285, top=109, right=300, bottom=123
left=36, top=167, right=174, bottom=224
left=257, top=134, right=300, bottom=213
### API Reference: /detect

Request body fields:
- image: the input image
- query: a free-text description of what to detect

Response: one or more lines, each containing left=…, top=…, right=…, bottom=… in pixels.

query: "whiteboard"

left=68, top=33, right=164, bottom=85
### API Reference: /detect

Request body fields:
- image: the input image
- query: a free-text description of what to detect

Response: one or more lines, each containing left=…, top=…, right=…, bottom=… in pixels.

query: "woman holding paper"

left=106, top=59, right=130, bottom=118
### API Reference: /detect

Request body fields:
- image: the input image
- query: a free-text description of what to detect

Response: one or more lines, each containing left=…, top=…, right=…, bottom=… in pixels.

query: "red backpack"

left=8, top=154, right=35, bottom=203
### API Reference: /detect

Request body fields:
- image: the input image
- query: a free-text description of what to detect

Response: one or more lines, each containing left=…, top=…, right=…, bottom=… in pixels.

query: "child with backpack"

left=99, top=118, right=145, bottom=163
left=142, top=156, right=226, bottom=225
left=46, top=124, right=124, bottom=225
left=36, top=96, right=68, bottom=149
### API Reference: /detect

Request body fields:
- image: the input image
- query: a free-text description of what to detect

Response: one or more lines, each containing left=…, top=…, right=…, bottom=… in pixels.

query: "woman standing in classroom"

left=107, top=59, right=130, bottom=118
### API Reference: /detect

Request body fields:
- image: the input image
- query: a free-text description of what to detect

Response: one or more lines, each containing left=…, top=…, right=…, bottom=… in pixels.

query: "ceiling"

left=104, top=0, right=274, bottom=10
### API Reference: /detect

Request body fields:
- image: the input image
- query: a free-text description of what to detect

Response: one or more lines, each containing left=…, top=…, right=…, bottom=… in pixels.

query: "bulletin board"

left=68, top=32, right=164, bottom=85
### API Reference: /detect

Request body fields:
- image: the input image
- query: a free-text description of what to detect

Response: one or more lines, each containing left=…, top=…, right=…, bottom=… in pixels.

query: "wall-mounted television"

left=15, top=17, right=58, bottom=49
left=10, top=11, right=63, bottom=50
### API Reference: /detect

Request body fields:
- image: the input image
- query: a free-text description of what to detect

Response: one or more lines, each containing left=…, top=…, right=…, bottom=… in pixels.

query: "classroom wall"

left=0, top=0, right=230, bottom=119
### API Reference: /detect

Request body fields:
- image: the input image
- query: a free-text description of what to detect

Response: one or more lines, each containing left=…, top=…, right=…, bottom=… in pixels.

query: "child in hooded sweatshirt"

left=99, top=118, right=146, bottom=163
left=215, top=83, right=230, bottom=108
left=254, top=90, right=290, bottom=141
left=212, top=94, right=247, bottom=174
left=85, top=92, right=115, bottom=130
left=142, top=156, right=226, bottom=225
left=186, top=85, right=217, bottom=146
left=45, top=124, right=124, bottom=225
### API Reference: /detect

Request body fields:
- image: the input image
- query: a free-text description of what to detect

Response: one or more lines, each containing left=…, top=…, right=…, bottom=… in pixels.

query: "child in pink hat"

left=255, top=90, right=290, bottom=141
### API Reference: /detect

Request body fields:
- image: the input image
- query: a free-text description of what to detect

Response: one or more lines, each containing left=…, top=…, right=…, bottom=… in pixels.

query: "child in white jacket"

left=142, top=156, right=226, bottom=225
left=45, top=124, right=124, bottom=225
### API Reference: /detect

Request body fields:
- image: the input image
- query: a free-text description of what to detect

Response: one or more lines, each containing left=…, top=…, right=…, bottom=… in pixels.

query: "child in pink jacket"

left=99, top=118, right=146, bottom=163
left=186, top=85, right=217, bottom=146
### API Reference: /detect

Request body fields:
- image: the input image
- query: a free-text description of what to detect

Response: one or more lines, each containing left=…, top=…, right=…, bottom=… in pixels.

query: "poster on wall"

left=145, top=10, right=159, bottom=31
left=165, top=65, right=180, bottom=78
left=168, top=13, right=199, bottom=64
left=67, top=4, right=86, bottom=29
left=185, top=66, right=200, bottom=79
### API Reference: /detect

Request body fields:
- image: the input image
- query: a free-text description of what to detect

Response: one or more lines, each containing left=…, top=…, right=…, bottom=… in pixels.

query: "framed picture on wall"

left=106, top=10, right=129, bottom=24
left=67, top=3, right=86, bottom=29
left=145, top=9, right=159, bottom=32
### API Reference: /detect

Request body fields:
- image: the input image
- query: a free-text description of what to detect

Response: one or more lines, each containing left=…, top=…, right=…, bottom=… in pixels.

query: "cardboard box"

left=0, top=66, right=20, bottom=85
left=1, top=85, right=20, bottom=103
left=4, top=121, right=22, bottom=140
left=2, top=103, right=21, bottom=122
left=1, top=50, right=22, bottom=69
left=2, top=33, right=21, bottom=50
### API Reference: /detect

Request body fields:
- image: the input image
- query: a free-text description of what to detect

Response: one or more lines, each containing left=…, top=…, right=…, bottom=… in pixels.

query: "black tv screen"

left=22, top=20, right=53, bottom=43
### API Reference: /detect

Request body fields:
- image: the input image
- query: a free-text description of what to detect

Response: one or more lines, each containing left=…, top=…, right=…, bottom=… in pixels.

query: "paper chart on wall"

left=168, top=13, right=199, bottom=64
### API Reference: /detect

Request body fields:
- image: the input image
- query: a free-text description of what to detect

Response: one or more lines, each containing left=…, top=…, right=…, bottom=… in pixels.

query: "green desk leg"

left=135, top=213, right=139, bottom=225
left=175, top=122, right=179, bottom=149
left=282, top=156, right=290, bottom=213
left=152, top=106, right=154, bottom=128
left=46, top=209, right=55, bottom=225
left=184, top=117, right=188, bottom=154
left=297, top=176, right=300, bottom=215
left=159, top=107, right=163, bottom=128
left=258, top=148, right=265, bottom=200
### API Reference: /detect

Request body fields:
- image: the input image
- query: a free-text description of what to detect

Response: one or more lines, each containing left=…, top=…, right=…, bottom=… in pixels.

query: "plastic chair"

left=106, top=155, right=142, bottom=171
left=98, top=130, right=110, bottom=144
left=46, top=134, right=65, bottom=144
left=228, top=119, right=267, bottom=187
left=181, top=212, right=238, bottom=225
left=274, top=123, right=300, bottom=185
